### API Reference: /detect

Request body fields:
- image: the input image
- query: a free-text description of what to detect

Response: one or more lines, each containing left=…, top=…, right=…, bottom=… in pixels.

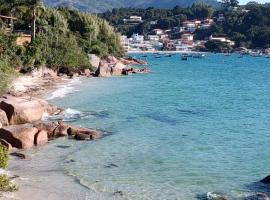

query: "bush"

left=0, top=145, right=18, bottom=192
left=0, top=145, right=8, bottom=169
left=0, top=175, right=18, bottom=192
left=205, top=40, right=232, bottom=52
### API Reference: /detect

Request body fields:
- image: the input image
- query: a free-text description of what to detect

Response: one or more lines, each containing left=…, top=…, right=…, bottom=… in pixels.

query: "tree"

left=221, top=0, right=239, bottom=8
left=26, top=0, right=45, bottom=40
left=190, top=3, right=214, bottom=20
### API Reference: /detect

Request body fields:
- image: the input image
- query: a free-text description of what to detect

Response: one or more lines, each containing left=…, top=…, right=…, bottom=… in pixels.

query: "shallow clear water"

left=12, top=54, right=270, bottom=200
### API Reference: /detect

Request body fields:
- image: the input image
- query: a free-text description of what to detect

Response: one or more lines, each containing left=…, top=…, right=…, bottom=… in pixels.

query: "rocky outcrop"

left=0, top=95, right=60, bottom=125
left=34, top=121, right=69, bottom=138
left=67, top=126, right=103, bottom=140
left=119, top=57, right=147, bottom=65
left=53, top=122, right=69, bottom=137
left=89, top=54, right=101, bottom=69
left=95, top=60, right=112, bottom=77
left=0, top=109, right=9, bottom=127
left=34, top=130, right=48, bottom=146
left=0, top=125, right=39, bottom=149
left=95, top=55, right=150, bottom=77
left=34, top=121, right=59, bottom=138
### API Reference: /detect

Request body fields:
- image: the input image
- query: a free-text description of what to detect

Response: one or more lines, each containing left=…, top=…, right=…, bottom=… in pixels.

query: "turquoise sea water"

left=49, top=54, right=270, bottom=199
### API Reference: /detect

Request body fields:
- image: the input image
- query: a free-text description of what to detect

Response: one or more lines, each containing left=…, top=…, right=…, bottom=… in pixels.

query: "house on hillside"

left=209, top=35, right=235, bottom=46
left=0, top=15, right=17, bottom=34
left=153, top=29, right=164, bottom=35
left=123, top=16, right=142, bottom=24
left=130, top=33, right=144, bottom=44
left=120, top=35, right=129, bottom=51
left=181, top=33, right=194, bottom=45
left=182, top=20, right=201, bottom=33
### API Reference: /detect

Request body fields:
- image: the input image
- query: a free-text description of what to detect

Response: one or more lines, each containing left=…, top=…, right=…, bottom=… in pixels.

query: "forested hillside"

left=43, top=0, right=220, bottom=13
left=0, top=0, right=123, bottom=93
left=101, top=2, right=270, bottom=49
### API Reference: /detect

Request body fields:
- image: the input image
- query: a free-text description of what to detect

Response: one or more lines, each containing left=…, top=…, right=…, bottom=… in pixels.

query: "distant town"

left=101, top=2, right=270, bottom=56
left=120, top=14, right=235, bottom=52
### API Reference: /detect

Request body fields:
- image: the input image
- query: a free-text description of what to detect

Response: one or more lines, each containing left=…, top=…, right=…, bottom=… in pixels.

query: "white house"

left=130, top=33, right=144, bottom=44
left=153, top=29, right=164, bottom=35
left=120, top=35, right=129, bottom=51
left=209, top=35, right=235, bottom=46
left=123, top=16, right=143, bottom=24
left=181, top=33, right=194, bottom=45
left=148, top=35, right=160, bottom=41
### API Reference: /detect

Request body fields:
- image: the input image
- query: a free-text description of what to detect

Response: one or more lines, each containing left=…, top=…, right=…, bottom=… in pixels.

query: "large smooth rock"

left=95, top=61, right=112, bottom=77
left=106, top=56, right=118, bottom=64
left=112, top=62, right=127, bottom=76
left=0, top=109, right=9, bottom=126
left=84, top=69, right=92, bottom=77
left=67, top=126, right=103, bottom=140
left=88, top=54, right=101, bottom=69
left=53, top=123, right=69, bottom=137
left=34, top=121, right=58, bottom=138
left=0, top=95, right=59, bottom=125
left=0, top=139, right=12, bottom=151
left=34, top=130, right=48, bottom=145
left=0, top=125, right=38, bottom=149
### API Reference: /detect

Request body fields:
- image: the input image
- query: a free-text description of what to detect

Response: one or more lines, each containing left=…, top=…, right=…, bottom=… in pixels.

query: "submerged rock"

left=0, top=95, right=59, bottom=125
left=261, top=176, right=270, bottom=184
left=113, top=191, right=124, bottom=197
left=246, top=192, right=270, bottom=200
left=10, top=152, right=28, bottom=159
left=104, top=163, right=119, bottom=168
left=68, top=126, right=103, bottom=140
left=0, top=125, right=38, bottom=149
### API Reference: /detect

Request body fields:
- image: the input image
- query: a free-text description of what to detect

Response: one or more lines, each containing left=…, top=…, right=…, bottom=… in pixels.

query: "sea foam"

left=47, top=78, right=81, bottom=100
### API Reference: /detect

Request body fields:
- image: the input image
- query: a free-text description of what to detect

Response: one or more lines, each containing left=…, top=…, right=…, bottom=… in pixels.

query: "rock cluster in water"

left=56, top=55, right=150, bottom=78
left=0, top=95, right=103, bottom=151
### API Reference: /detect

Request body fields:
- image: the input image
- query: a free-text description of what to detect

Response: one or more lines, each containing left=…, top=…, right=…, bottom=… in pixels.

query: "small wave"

left=49, top=108, right=84, bottom=122
left=47, top=78, right=81, bottom=100
left=48, top=108, right=110, bottom=122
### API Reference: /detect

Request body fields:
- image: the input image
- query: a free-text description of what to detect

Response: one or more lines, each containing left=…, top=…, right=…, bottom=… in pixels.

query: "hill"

left=43, top=0, right=220, bottom=13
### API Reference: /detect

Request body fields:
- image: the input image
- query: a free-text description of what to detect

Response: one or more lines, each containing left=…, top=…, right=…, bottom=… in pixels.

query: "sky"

left=238, top=0, right=269, bottom=4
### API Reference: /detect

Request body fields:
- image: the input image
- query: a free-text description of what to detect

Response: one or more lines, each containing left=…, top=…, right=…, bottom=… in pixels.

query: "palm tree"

left=26, top=0, right=45, bottom=40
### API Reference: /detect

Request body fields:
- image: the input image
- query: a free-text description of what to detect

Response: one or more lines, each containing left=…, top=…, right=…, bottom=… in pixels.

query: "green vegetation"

left=0, top=175, right=17, bottom=192
left=0, top=145, right=8, bottom=169
left=199, top=2, right=270, bottom=49
left=102, top=2, right=270, bottom=50
left=0, top=145, right=17, bottom=193
left=205, top=40, right=232, bottom=52
left=44, top=0, right=220, bottom=13
left=0, top=0, right=124, bottom=93
left=101, top=4, right=214, bottom=37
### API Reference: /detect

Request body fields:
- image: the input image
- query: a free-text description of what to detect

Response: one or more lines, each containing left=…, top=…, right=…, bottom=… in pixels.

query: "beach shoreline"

left=1, top=75, right=103, bottom=200
left=0, top=55, right=149, bottom=200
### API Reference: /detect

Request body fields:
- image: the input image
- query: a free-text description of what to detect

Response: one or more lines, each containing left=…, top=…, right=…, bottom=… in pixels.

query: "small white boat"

left=192, top=53, right=205, bottom=58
